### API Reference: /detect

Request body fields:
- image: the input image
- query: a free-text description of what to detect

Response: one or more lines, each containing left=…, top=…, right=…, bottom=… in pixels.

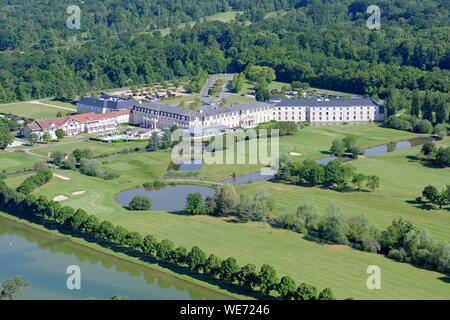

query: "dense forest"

left=0, top=0, right=449, bottom=113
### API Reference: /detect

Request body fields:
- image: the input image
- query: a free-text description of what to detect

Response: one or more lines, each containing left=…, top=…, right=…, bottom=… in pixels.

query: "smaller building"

left=76, top=95, right=134, bottom=114
left=22, top=110, right=130, bottom=140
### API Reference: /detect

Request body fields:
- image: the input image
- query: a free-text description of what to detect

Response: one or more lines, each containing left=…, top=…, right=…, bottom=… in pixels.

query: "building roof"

left=31, top=117, right=77, bottom=131
left=72, top=110, right=130, bottom=123
left=26, top=110, right=130, bottom=131
left=134, top=101, right=272, bottom=119
left=77, top=97, right=135, bottom=110
left=276, top=98, right=378, bottom=108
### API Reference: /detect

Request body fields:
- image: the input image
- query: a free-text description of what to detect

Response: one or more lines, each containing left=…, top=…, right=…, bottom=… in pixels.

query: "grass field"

left=161, top=95, right=199, bottom=106
left=239, top=138, right=450, bottom=241
left=30, top=140, right=148, bottom=158
left=3, top=126, right=449, bottom=299
left=0, top=151, right=42, bottom=172
left=198, top=124, right=419, bottom=181
left=0, top=99, right=76, bottom=120
left=9, top=163, right=448, bottom=299
left=222, top=95, right=256, bottom=106
left=154, top=11, right=242, bottom=36
left=239, top=80, right=362, bottom=98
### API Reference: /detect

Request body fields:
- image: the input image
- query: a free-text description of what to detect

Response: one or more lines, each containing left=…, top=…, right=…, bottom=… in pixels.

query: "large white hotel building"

left=77, top=96, right=384, bottom=133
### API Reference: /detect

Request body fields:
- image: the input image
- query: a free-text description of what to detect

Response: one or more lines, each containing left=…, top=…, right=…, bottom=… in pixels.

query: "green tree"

left=42, top=132, right=51, bottom=144
left=172, top=246, right=188, bottom=265
left=366, top=175, right=380, bottom=192
left=185, top=193, right=205, bottom=215
left=142, top=235, right=157, bottom=255
left=147, top=132, right=161, bottom=151
left=0, top=276, right=29, bottom=300
left=422, top=185, right=442, bottom=207
left=318, top=288, right=335, bottom=300
left=155, top=239, right=174, bottom=261
left=421, top=142, right=437, bottom=157
left=55, top=128, right=65, bottom=140
left=294, top=283, right=317, bottom=300
left=258, top=264, right=278, bottom=295
left=64, top=155, right=77, bottom=170
left=255, top=88, right=270, bottom=102
left=318, top=205, right=349, bottom=244
left=186, top=246, right=207, bottom=272
left=277, top=276, right=296, bottom=300
left=342, top=136, right=357, bottom=151
left=204, top=254, right=222, bottom=278
left=29, top=133, right=38, bottom=146
left=380, top=218, right=417, bottom=252
left=352, top=173, right=366, bottom=191
left=220, top=257, right=240, bottom=283
left=330, top=139, right=345, bottom=157
left=435, top=147, right=450, bottom=167
left=0, top=125, right=14, bottom=149
left=214, top=184, right=240, bottom=215
left=51, top=150, right=65, bottom=166
left=433, top=124, right=447, bottom=139
left=236, top=263, right=258, bottom=289
left=128, top=196, right=152, bottom=210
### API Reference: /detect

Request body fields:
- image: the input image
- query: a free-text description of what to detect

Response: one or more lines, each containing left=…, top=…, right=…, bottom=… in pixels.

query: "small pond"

left=117, top=185, right=216, bottom=212
left=224, top=173, right=275, bottom=185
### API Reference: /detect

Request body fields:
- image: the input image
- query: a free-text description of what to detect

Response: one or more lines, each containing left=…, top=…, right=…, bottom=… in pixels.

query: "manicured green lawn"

left=38, top=99, right=77, bottom=110
left=14, top=164, right=450, bottom=299
left=0, top=102, right=72, bottom=119
left=30, top=140, right=148, bottom=158
left=222, top=95, right=256, bottom=106
left=3, top=126, right=449, bottom=299
left=199, top=124, right=419, bottom=181
left=0, top=151, right=42, bottom=173
left=154, top=11, right=243, bottom=36
left=239, top=138, right=450, bottom=241
left=161, top=95, right=199, bottom=106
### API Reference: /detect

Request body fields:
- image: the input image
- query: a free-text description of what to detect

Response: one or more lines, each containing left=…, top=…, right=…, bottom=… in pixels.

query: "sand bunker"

left=53, top=173, right=70, bottom=181
left=53, top=195, right=68, bottom=202
left=289, top=152, right=303, bottom=156
left=72, top=191, right=86, bottom=196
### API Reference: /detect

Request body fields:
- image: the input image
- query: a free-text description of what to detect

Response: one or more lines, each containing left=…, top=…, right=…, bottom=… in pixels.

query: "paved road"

left=199, top=75, right=233, bottom=105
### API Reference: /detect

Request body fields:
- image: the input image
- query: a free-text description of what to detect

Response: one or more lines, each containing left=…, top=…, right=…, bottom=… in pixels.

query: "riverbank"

left=0, top=211, right=248, bottom=300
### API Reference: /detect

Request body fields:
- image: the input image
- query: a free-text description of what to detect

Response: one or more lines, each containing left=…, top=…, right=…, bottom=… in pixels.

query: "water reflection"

left=0, top=216, right=229, bottom=300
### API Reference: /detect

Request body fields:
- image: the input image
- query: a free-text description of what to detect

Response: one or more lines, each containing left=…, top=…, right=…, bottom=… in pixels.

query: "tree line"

left=276, top=158, right=380, bottom=192
left=0, top=178, right=336, bottom=300
left=420, top=142, right=450, bottom=168
left=275, top=202, right=450, bottom=274
left=50, top=148, right=121, bottom=180
left=185, top=185, right=275, bottom=223
left=419, top=185, right=450, bottom=210
left=0, top=1, right=448, bottom=105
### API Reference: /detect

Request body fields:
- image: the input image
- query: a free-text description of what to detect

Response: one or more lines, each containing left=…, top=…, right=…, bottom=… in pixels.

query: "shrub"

left=412, top=119, right=433, bottom=134
left=388, top=248, right=407, bottom=262
left=128, top=196, right=152, bottom=211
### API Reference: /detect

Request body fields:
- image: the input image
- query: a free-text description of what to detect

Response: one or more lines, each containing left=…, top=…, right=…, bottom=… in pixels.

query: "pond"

left=225, top=136, right=436, bottom=182
left=116, top=185, right=216, bottom=212
left=316, top=136, right=435, bottom=165
left=223, top=173, right=275, bottom=185
left=0, top=216, right=230, bottom=300
left=363, top=136, right=434, bottom=157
